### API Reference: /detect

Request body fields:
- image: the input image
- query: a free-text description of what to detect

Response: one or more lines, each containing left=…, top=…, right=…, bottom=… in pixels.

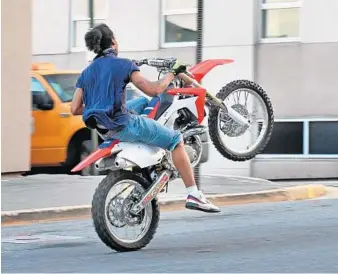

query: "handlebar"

left=131, top=57, right=200, bottom=87
left=132, top=57, right=177, bottom=69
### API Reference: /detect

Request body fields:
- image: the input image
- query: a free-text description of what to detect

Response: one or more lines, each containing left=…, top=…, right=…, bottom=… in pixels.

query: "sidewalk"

left=1, top=174, right=282, bottom=211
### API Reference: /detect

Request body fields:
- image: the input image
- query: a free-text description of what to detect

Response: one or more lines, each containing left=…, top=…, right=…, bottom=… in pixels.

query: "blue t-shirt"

left=76, top=50, right=139, bottom=129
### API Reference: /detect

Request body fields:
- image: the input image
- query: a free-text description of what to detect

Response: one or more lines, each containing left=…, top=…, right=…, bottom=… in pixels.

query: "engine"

left=184, top=135, right=203, bottom=166
left=175, top=108, right=197, bottom=129
left=164, top=132, right=203, bottom=171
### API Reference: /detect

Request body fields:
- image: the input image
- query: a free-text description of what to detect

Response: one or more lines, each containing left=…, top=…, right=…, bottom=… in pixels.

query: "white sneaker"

left=185, top=190, right=221, bottom=213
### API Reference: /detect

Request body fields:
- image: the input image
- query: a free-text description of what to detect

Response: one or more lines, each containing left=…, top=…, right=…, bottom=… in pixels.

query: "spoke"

left=216, top=88, right=270, bottom=155
left=244, top=91, right=249, bottom=107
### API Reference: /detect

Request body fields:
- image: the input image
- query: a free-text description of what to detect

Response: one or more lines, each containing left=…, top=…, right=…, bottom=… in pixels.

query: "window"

left=309, top=121, right=338, bottom=155
left=257, top=118, right=338, bottom=158
left=31, top=77, right=46, bottom=94
left=72, top=18, right=106, bottom=50
left=71, top=0, right=108, bottom=51
left=260, top=122, right=304, bottom=154
left=261, top=0, right=301, bottom=42
left=43, top=74, right=80, bottom=103
left=161, top=0, right=197, bottom=47
left=31, top=78, right=52, bottom=110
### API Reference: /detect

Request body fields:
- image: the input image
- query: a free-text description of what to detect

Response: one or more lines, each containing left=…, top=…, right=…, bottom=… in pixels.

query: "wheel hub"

left=220, top=104, right=249, bottom=137
left=106, top=193, right=144, bottom=228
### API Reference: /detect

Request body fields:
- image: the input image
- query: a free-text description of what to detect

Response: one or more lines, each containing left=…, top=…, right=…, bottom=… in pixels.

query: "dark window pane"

left=165, top=14, right=197, bottom=43
left=260, top=122, right=303, bottom=154
left=309, top=121, right=338, bottom=154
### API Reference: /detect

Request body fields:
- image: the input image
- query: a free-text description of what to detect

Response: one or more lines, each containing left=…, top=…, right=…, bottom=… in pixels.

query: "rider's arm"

left=130, top=71, right=174, bottom=97
left=71, top=88, right=84, bottom=115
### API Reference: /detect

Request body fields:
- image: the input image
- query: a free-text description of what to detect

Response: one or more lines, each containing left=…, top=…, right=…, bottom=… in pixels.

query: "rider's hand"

left=169, top=59, right=187, bottom=76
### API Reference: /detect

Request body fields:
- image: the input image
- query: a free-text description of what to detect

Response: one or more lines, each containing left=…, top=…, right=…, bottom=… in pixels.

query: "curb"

left=1, top=184, right=327, bottom=226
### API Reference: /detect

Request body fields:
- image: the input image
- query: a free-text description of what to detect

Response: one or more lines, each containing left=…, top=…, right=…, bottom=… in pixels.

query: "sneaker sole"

left=185, top=203, right=221, bottom=213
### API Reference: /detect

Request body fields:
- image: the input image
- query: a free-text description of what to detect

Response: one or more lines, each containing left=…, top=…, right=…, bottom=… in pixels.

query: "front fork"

left=130, top=170, right=172, bottom=215
left=179, top=72, right=251, bottom=128
left=206, top=92, right=251, bottom=128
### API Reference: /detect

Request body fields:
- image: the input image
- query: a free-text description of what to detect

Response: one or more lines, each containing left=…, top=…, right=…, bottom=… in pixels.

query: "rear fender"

left=71, top=139, right=119, bottom=172
left=112, top=142, right=166, bottom=169
left=188, top=59, right=234, bottom=83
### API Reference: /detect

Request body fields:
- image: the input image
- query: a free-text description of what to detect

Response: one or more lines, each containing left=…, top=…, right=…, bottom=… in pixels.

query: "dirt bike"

left=71, top=57, right=274, bottom=252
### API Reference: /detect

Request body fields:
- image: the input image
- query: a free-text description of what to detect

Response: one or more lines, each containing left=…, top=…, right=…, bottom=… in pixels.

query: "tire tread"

left=91, top=170, right=160, bottom=252
left=208, top=80, right=274, bottom=161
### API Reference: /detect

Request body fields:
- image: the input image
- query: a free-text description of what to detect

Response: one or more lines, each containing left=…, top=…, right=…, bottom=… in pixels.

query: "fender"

left=188, top=59, right=234, bottom=83
left=112, top=142, right=166, bottom=168
left=71, top=139, right=118, bottom=172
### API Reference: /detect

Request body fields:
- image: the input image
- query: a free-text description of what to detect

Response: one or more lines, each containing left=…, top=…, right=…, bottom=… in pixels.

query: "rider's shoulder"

left=115, top=56, right=133, bottom=64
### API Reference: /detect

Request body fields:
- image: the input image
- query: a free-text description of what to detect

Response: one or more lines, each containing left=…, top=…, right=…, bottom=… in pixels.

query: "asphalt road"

left=2, top=198, right=338, bottom=273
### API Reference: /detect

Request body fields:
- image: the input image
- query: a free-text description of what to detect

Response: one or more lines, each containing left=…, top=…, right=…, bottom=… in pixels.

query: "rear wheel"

left=208, top=80, right=274, bottom=161
left=91, top=170, right=160, bottom=252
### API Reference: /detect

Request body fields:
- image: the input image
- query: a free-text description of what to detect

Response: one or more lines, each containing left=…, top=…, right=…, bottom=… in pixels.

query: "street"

left=2, top=198, right=338, bottom=273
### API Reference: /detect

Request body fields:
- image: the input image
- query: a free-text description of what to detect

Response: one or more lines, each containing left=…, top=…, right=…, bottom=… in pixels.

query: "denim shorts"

left=103, top=96, right=182, bottom=151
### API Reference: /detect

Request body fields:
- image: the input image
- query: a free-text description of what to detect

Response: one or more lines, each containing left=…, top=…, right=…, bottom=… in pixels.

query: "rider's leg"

left=126, top=96, right=149, bottom=114
left=171, top=141, right=196, bottom=188
left=111, top=115, right=220, bottom=213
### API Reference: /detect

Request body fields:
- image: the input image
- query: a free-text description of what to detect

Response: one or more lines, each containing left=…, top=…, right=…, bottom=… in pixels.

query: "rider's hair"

left=84, top=23, right=115, bottom=54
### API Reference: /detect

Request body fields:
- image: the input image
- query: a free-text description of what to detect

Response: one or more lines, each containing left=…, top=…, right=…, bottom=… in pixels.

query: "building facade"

left=30, top=0, right=338, bottom=179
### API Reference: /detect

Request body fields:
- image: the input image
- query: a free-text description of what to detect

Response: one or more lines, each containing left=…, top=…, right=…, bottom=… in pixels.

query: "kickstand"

left=165, top=182, right=169, bottom=193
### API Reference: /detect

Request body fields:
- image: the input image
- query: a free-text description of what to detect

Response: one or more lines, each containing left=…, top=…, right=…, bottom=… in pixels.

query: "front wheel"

left=208, top=80, right=274, bottom=161
left=91, top=170, right=160, bottom=252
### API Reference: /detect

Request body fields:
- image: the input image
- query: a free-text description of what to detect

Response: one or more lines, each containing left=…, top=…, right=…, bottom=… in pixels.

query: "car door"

left=30, top=76, right=64, bottom=166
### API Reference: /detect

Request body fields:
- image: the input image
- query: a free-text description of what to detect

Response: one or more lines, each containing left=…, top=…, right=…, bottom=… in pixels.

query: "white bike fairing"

left=111, top=142, right=166, bottom=168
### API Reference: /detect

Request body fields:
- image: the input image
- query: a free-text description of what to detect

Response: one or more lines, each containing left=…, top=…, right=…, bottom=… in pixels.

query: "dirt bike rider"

left=71, top=23, right=220, bottom=213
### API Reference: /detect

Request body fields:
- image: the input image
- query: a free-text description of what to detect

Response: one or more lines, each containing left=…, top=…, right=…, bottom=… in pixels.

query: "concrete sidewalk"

left=1, top=174, right=283, bottom=211
left=1, top=174, right=332, bottom=225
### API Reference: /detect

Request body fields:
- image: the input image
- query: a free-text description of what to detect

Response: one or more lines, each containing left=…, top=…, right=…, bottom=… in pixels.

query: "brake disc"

left=220, top=104, right=249, bottom=137
left=106, top=197, right=127, bottom=228
left=121, top=197, right=144, bottom=226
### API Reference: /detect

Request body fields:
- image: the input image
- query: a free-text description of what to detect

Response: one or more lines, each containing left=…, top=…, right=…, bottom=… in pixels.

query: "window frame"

left=69, top=0, right=109, bottom=52
left=70, top=16, right=106, bottom=52
left=256, top=117, right=338, bottom=159
left=259, top=0, right=302, bottom=43
left=160, top=0, right=198, bottom=48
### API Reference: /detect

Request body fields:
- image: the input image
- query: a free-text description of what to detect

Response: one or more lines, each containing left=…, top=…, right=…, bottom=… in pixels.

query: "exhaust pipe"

left=95, top=157, right=116, bottom=170
left=114, top=158, right=128, bottom=169
left=95, top=157, right=135, bottom=171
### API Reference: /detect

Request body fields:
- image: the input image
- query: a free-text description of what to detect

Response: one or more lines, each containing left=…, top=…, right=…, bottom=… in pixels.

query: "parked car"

left=30, top=63, right=209, bottom=175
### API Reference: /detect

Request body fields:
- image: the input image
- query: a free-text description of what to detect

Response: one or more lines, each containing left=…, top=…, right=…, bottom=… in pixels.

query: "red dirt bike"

left=72, top=57, right=274, bottom=252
